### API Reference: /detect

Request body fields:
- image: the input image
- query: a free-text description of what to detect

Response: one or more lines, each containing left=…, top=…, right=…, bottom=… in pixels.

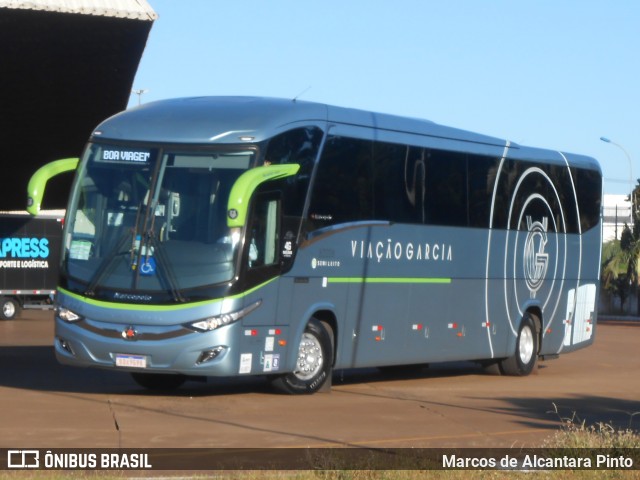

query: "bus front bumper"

left=54, top=317, right=288, bottom=378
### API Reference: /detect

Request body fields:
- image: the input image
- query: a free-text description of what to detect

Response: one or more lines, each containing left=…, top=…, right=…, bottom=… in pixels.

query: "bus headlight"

left=187, top=300, right=262, bottom=332
left=57, top=307, right=82, bottom=323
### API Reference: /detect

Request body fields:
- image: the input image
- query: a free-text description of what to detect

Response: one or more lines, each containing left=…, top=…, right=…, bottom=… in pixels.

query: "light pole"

left=131, top=88, right=148, bottom=105
left=601, top=136, right=638, bottom=316
left=601, top=136, right=634, bottom=224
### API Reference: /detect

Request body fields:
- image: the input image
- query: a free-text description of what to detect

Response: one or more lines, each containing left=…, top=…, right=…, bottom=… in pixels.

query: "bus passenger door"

left=241, top=192, right=283, bottom=323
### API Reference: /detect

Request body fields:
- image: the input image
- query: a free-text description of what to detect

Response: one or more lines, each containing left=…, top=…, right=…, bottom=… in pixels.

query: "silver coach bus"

left=28, top=97, right=602, bottom=394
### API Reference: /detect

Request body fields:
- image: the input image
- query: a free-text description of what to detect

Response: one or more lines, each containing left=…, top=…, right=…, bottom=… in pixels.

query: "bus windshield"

left=63, top=143, right=256, bottom=302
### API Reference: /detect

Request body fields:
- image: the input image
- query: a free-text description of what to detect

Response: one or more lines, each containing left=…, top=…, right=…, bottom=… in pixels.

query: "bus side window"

left=308, top=136, right=373, bottom=228
left=248, top=194, right=280, bottom=268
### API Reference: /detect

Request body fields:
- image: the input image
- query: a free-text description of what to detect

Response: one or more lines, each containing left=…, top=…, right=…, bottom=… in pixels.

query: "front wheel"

left=272, top=319, right=333, bottom=394
left=499, top=313, right=538, bottom=376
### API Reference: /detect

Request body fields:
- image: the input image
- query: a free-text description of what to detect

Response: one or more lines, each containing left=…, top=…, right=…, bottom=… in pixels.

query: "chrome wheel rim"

left=519, top=325, right=534, bottom=365
left=293, top=332, right=323, bottom=381
left=2, top=302, right=15, bottom=318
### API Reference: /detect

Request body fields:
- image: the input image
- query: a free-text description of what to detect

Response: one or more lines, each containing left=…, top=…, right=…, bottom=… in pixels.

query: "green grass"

left=542, top=403, right=640, bottom=450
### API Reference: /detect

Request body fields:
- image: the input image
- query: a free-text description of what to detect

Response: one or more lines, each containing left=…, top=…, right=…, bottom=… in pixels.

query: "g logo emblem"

left=524, top=216, right=549, bottom=297
left=485, top=157, right=581, bottom=350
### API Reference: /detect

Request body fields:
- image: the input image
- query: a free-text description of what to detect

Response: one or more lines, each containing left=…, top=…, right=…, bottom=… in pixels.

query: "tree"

left=602, top=238, right=631, bottom=313
left=602, top=179, right=640, bottom=315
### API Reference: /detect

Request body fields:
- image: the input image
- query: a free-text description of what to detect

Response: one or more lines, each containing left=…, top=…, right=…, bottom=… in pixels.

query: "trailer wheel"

left=272, top=319, right=333, bottom=394
left=499, top=313, right=538, bottom=376
left=131, top=372, right=186, bottom=391
left=0, top=297, right=20, bottom=320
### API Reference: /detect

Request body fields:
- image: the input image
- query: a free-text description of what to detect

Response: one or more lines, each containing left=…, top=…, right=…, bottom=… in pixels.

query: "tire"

left=272, top=319, right=333, bottom=394
left=0, top=297, right=20, bottom=320
left=131, top=372, right=186, bottom=391
left=499, top=313, right=538, bottom=376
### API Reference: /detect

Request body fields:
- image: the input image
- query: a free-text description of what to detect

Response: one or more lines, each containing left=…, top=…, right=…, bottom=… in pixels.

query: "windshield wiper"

left=127, top=198, right=186, bottom=303
left=84, top=198, right=146, bottom=297
left=84, top=231, right=132, bottom=297
left=143, top=231, right=186, bottom=303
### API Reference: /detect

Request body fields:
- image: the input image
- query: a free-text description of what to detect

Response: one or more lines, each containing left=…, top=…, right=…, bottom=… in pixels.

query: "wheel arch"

left=311, top=309, right=337, bottom=366
left=272, top=308, right=336, bottom=394
left=499, top=307, right=541, bottom=376
left=525, top=306, right=543, bottom=355
left=288, top=303, right=338, bottom=371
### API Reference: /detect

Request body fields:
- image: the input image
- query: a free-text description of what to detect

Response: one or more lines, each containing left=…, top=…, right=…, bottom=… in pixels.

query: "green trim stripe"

left=57, top=278, right=276, bottom=312
left=327, top=277, right=451, bottom=284
left=57, top=276, right=448, bottom=311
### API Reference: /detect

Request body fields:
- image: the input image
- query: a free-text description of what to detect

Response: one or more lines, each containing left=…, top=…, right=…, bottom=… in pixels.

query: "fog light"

left=196, top=346, right=226, bottom=365
left=57, top=336, right=75, bottom=356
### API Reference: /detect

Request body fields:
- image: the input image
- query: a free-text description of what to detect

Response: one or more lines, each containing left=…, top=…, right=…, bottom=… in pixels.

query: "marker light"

left=188, top=300, right=262, bottom=332
left=57, top=307, right=82, bottom=323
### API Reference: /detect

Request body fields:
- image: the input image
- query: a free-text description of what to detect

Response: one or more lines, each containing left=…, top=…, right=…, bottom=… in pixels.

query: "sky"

left=129, top=0, right=639, bottom=196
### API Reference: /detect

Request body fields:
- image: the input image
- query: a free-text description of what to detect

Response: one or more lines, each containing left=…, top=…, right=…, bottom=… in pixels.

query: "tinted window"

left=374, top=143, right=426, bottom=223
left=425, top=149, right=468, bottom=226
left=309, top=136, right=373, bottom=228
left=306, top=134, right=600, bottom=234
left=575, top=168, right=602, bottom=232
left=263, top=127, right=323, bottom=218
left=490, top=160, right=596, bottom=234
left=468, top=154, right=500, bottom=228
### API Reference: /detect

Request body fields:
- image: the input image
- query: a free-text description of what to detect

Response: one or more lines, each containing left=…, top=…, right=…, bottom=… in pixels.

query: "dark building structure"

left=0, top=0, right=156, bottom=210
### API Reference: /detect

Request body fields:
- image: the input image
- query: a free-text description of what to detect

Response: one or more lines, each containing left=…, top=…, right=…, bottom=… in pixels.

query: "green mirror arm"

left=227, top=164, right=300, bottom=228
left=27, top=157, right=79, bottom=215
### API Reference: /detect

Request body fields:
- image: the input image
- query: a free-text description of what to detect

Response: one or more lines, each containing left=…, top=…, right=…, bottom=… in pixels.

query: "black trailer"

left=0, top=212, right=63, bottom=319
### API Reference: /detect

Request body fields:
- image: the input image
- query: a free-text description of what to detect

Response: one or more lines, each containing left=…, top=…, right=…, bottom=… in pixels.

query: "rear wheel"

left=0, top=297, right=20, bottom=320
left=499, top=313, right=538, bottom=376
left=272, top=318, right=333, bottom=394
left=131, top=372, right=186, bottom=391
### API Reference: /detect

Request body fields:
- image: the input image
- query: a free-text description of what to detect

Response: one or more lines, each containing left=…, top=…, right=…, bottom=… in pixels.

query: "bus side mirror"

left=27, top=158, right=79, bottom=216
left=227, top=164, right=300, bottom=228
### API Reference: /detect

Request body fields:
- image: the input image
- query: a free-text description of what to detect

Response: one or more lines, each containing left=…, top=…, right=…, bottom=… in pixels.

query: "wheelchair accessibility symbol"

left=140, top=257, right=156, bottom=276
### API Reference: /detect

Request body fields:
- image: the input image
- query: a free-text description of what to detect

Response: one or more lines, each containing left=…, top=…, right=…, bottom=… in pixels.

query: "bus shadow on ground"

left=3, top=345, right=639, bottom=435
left=0, top=345, right=270, bottom=396
left=2, top=345, right=506, bottom=396
left=488, top=395, right=640, bottom=434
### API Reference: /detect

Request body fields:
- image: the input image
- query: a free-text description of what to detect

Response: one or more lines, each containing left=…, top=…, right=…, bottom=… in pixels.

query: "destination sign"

left=100, top=149, right=151, bottom=163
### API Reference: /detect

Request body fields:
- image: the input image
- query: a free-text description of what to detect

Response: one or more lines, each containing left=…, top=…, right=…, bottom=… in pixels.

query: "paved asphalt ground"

left=1, top=310, right=639, bottom=450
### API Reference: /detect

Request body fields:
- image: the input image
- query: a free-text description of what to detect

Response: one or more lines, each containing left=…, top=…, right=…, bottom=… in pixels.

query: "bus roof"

left=93, top=96, right=504, bottom=146
left=92, top=96, right=600, bottom=172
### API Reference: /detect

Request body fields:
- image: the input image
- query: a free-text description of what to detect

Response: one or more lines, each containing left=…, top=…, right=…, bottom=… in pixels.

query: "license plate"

left=115, top=353, right=147, bottom=368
